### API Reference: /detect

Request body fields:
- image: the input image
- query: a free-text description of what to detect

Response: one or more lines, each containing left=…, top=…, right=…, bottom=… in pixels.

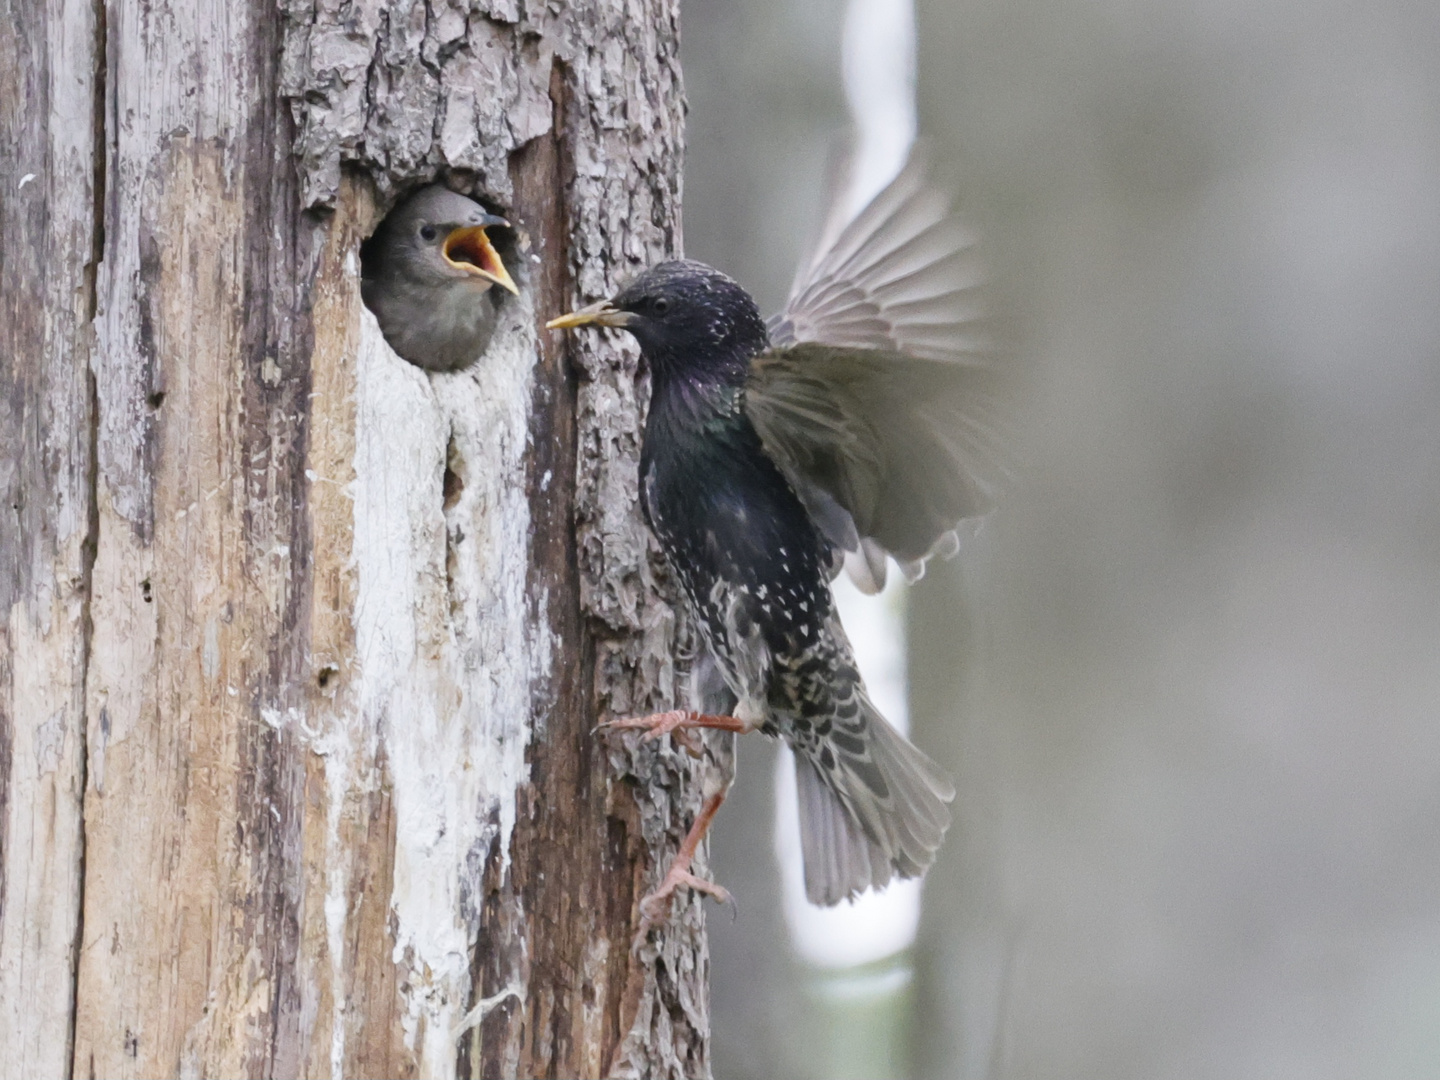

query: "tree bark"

left=1, top=2, right=712, bottom=1078
left=0, top=0, right=99, bottom=1075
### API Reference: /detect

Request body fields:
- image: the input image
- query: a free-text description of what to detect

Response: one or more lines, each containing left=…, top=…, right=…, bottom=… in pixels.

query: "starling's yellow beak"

left=443, top=224, right=519, bottom=294
left=546, top=299, right=635, bottom=330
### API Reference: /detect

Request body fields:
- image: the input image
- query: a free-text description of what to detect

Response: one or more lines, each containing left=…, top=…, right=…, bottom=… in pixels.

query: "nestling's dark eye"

left=652, top=297, right=670, bottom=315
left=419, top=224, right=438, bottom=242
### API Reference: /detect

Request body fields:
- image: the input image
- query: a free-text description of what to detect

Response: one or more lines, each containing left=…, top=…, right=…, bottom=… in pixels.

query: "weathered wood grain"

left=5, top=0, right=710, bottom=1077
left=0, top=0, right=98, bottom=1074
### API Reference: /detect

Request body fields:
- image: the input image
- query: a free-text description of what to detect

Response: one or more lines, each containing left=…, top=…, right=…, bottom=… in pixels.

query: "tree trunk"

left=1, top=2, right=713, bottom=1078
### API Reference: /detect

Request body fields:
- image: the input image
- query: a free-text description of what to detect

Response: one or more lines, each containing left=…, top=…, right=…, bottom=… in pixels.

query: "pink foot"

left=633, top=868, right=734, bottom=953
left=629, top=791, right=734, bottom=952
left=598, top=709, right=748, bottom=756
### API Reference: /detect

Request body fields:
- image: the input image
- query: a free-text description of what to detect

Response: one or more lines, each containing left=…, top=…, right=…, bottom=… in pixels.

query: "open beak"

left=546, top=299, right=634, bottom=330
left=443, top=223, right=519, bottom=295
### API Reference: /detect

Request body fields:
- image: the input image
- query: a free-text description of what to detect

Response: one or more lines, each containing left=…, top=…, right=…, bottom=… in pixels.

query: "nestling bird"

left=361, top=184, right=519, bottom=371
left=549, top=151, right=1005, bottom=929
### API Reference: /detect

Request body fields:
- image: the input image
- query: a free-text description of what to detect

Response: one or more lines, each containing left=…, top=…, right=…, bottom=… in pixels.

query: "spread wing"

left=748, top=147, right=1008, bottom=592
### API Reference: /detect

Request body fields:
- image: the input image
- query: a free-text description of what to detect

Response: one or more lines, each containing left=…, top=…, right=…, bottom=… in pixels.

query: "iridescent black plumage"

left=607, top=258, right=955, bottom=903
left=631, top=263, right=836, bottom=736
left=551, top=152, right=1000, bottom=905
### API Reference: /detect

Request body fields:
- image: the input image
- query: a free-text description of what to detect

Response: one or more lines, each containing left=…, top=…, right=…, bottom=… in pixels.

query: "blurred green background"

left=680, top=0, right=1440, bottom=1077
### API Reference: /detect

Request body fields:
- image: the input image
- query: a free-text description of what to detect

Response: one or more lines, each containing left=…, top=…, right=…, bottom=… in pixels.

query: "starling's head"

left=548, top=260, right=768, bottom=380
left=362, top=185, right=518, bottom=296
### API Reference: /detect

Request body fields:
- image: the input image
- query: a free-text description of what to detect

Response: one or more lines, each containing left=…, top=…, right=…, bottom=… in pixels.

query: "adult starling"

left=361, top=185, right=519, bottom=371
left=549, top=152, right=1003, bottom=923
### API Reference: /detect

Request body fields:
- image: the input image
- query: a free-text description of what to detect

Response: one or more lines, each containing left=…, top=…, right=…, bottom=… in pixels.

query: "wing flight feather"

left=749, top=147, right=1008, bottom=591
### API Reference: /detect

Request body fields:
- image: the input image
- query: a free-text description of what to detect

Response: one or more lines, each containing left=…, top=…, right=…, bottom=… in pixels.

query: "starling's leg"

left=600, top=709, right=752, bottom=757
left=634, top=789, right=732, bottom=951
left=598, top=708, right=752, bottom=745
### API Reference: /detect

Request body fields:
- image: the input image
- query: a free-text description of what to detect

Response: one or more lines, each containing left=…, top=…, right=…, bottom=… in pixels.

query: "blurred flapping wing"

left=749, top=148, right=1008, bottom=592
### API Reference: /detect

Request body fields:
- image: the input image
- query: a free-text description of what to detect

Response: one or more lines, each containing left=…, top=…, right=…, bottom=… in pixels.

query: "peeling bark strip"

left=4, top=0, right=708, bottom=1077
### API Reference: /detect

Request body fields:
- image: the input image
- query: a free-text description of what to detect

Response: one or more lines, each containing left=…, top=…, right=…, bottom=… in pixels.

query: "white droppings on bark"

left=351, top=286, right=537, bottom=1076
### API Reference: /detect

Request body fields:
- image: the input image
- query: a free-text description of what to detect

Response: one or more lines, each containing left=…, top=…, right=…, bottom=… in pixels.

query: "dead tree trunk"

left=1, top=2, right=712, bottom=1077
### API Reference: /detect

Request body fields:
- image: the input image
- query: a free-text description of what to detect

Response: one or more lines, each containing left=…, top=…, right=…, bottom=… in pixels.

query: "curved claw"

left=672, top=728, right=706, bottom=757
left=630, top=869, right=733, bottom=954
left=628, top=787, right=733, bottom=952
left=720, top=887, right=740, bottom=923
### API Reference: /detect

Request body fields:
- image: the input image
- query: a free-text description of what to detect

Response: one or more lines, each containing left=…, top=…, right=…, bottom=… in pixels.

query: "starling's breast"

left=363, top=274, right=498, bottom=371
left=642, top=379, right=834, bottom=705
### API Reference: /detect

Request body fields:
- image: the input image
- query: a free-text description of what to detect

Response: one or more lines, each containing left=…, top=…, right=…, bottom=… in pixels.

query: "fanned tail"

left=794, top=697, right=955, bottom=905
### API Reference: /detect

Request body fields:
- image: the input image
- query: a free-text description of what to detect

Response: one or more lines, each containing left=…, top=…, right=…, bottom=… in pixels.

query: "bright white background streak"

left=773, top=0, right=924, bottom=970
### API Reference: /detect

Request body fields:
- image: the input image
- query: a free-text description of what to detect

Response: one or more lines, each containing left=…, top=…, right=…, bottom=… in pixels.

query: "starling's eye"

left=419, top=224, right=438, bottom=242
left=652, top=297, right=670, bottom=316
